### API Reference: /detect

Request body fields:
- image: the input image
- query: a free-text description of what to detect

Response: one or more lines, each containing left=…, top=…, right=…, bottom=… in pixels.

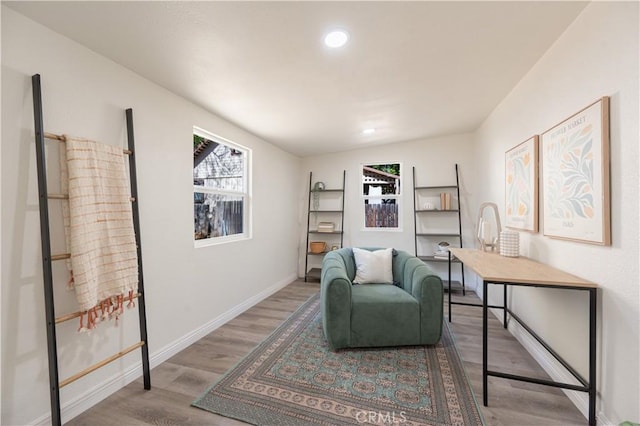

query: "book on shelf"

left=439, top=192, right=451, bottom=210
left=317, top=221, right=335, bottom=232
left=433, top=250, right=450, bottom=259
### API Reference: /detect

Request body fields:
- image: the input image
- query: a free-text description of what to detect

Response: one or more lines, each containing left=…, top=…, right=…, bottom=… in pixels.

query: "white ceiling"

left=7, top=1, right=588, bottom=157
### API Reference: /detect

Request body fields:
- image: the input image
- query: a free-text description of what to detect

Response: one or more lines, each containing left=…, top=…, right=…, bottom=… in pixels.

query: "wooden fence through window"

left=194, top=200, right=243, bottom=238
left=365, top=204, right=398, bottom=228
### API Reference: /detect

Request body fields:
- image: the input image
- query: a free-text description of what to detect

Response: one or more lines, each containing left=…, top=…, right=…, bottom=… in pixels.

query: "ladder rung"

left=55, top=293, right=142, bottom=324
left=52, top=252, right=136, bottom=261
left=44, top=132, right=133, bottom=155
left=48, top=194, right=68, bottom=200
left=44, top=132, right=66, bottom=141
left=59, top=341, right=145, bottom=388
left=47, top=194, right=136, bottom=202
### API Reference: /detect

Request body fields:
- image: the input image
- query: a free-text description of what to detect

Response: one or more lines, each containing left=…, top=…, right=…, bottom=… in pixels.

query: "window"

left=362, top=163, right=401, bottom=229
left=193, top=127, right=250, bottom=246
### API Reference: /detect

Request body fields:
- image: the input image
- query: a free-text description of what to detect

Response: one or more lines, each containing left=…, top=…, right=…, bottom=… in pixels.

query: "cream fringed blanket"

left=60, top=136, right=138, bottom=331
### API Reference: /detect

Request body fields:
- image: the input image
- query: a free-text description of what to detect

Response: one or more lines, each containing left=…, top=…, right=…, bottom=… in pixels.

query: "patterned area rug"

left=193, top=294, right=483, bottom=425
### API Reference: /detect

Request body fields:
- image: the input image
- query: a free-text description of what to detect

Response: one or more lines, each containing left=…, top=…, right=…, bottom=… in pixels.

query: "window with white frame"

left=193, top=127, right=250, bottom=245
left=362, top=163, right=401, bottom=229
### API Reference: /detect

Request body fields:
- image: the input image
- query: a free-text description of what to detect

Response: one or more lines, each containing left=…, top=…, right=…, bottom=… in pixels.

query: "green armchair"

left=320, top=247, right=444, bottom=350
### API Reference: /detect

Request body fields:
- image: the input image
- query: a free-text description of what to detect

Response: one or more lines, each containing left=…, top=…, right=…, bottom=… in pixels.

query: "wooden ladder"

left=31, top=73, right=151, bottom=426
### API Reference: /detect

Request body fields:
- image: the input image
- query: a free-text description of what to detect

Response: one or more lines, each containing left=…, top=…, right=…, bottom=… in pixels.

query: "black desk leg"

left=483, top=280, right=488, bottom=406
left=448, top=252, right=452, bottom=323
left=503, top=284, right=508, bottom=328
left=589, top=288, right=597, bottom=426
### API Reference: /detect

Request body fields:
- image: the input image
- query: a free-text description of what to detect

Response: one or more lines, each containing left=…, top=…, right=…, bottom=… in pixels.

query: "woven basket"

left=309, top=241, right=326, bottom=254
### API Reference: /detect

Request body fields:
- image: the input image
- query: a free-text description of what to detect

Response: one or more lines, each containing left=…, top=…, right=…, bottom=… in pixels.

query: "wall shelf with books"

left=304, top=171, right=346, bottom=282
left=412, top=165, right=466, bottom=294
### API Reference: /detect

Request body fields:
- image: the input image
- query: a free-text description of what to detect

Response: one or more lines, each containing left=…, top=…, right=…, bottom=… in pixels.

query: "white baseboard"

left=491, top=307, right=612, bottom=426
left=34, top=273, right=297, bottom=426
left=34, top=363, right=144, bottom=425
left=147, top=272, right=297, bottom=369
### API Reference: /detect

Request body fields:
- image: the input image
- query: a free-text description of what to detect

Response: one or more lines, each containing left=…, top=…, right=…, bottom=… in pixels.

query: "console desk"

left=447, top=248, right=597, bottom=426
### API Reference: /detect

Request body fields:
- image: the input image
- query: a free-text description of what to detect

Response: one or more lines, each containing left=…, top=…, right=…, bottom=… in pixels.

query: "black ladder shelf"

left=412, top=164, right=466, bottom=294
left=32, top=74, right=151, bottom=426
left=304, top=171, right=345, bottom=281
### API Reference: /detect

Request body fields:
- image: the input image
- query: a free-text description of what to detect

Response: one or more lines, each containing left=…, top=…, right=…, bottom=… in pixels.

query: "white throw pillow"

left=352, top=247, right=394, bottom=284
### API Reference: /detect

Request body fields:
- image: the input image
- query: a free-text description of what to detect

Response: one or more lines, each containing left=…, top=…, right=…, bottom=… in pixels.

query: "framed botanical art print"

left=505, top=136, right=539, bottom=232
left=541, top=97, right=611, bottom=245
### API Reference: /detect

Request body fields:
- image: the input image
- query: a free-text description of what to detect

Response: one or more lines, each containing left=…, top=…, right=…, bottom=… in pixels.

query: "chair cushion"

left=350, top=284, right=420, bottom=347
left=352, top=247, right=394, bottom=284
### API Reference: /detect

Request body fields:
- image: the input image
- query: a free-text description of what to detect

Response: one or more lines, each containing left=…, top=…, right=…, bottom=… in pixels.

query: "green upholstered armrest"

left=320, top=250, right=353, bottom=350
left=403, top=257, right=444, bottom=344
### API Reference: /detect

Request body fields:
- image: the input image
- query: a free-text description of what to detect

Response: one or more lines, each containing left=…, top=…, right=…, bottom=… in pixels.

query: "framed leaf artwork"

left=505, top=136, right=539, bottom=232
left=541, top=97, right=611, bottom=245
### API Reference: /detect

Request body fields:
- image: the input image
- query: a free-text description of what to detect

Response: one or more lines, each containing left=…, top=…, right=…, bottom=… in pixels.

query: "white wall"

left=299, top=134, right=477, bottom=284
left=3, top=2, right=638, bottom=425
left=1, top=7, right=300, bottom=425
left=474, top=2, right=639, bottom=424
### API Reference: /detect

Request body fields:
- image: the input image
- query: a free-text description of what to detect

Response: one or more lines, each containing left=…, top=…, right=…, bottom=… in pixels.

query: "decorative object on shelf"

left=434, top=242, right=451, bottom=259
left=541, top=97, right=611, bottom=245
left=505, top=136, right=539, bottom=232
left=312, top=181, right=325, bottom=211
left=309, top=241, right=326, bottom=254
left=499, top=230, right=520, bottom=257
left=317, top=221, right=335, bottom=233
left=476, top=202, right=502, bottom=252
left=437, top=241, right=450, bottom=252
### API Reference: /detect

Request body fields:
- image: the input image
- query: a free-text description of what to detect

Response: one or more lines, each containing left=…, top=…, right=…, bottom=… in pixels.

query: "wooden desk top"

left=449, top=248, right=597, bottom=288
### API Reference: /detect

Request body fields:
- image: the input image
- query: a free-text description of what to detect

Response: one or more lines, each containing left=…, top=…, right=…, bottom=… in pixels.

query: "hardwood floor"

left=67, top=280, right=586, bottom=425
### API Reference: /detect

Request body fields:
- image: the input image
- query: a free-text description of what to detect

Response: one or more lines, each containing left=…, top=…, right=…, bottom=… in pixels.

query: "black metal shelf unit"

left=32, top=74, right=151, bottom=426
left=412, top=164, right=466, bottom=293
left=304, top=171, right=345, bottom=282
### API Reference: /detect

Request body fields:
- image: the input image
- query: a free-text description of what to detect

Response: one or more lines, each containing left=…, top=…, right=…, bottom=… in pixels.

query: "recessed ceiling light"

left=362, top=128, right=376, bottom=135
left=324, top=30, right=349, bottom=48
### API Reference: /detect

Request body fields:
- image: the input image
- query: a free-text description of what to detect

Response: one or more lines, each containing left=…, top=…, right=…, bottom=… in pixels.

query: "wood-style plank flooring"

left=67, top=280, right=586, bottom=425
